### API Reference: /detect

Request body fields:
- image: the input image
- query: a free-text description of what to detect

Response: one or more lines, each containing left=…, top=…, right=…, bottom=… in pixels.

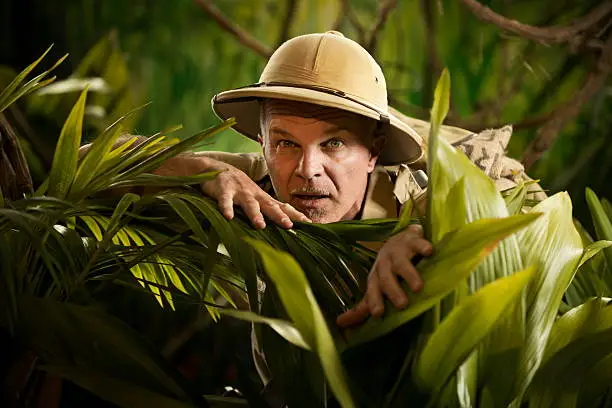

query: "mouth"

left=290, top=193, right=331, bottom=208
left=292, top=194, right=330, bottom=200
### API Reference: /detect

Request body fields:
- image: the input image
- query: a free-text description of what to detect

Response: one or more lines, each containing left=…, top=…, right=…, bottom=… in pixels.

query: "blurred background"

left=2, top=0, right=611, bottom=224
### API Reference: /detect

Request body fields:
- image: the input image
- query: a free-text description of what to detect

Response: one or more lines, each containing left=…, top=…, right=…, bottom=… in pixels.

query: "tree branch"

left=277, top=0, right=299, bottom=47
left=365, top=0, right=399, bottom=53
left=521, top=35, right=612, bottom=169
left=344, top=0, right=367, bottom=44
left=331, top=0, right=350, bottom=31
left=194, top=0, right=273, bottom=59
left=458, top=0, right=612, bottom=45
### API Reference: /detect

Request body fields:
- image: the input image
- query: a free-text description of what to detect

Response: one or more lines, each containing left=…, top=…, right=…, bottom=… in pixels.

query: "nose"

left=295, top=148, right=323, bottom=180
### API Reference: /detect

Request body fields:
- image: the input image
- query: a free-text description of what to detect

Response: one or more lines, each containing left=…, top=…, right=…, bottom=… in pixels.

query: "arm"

left=79, top=135, right=310, bottom=229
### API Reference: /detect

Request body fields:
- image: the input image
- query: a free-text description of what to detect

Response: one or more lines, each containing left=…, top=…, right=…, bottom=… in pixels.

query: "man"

left=86, top=30, right=543, bottom=391
left=150, top=31, right=544, bottom=330
left=155, top=31, right=437, bottom=329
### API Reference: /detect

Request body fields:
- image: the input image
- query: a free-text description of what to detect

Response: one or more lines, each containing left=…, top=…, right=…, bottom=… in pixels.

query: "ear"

left=368, top=134, right=387, bottom=172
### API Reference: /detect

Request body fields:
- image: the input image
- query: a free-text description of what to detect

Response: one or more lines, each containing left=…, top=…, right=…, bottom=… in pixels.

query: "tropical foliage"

left=3, top=47, right=612, bottom=408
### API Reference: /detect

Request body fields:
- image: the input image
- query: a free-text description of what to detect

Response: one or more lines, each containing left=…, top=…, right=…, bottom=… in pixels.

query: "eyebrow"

left=269, top=126, right=293, bottom=138
left=323, top=125, right=351, bottom=136
left=269, top=125, right=352, bottom=137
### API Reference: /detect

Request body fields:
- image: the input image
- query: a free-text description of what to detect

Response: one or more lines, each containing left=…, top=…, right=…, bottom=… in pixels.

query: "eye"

left=277, top=140, right=297, bottom=149
left=324, top=138, right=344, bottom=149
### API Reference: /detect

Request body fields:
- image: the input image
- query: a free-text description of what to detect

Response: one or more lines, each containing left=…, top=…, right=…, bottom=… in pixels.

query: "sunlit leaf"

left=221, top=308, right=311, bottom=350
left=345, top=213, right=539, bottom=347
left=513, top=192, right=584, bottom=404
left=246, top=238, right=355, bottom=408
left=415, top=267, right=534, bottom=394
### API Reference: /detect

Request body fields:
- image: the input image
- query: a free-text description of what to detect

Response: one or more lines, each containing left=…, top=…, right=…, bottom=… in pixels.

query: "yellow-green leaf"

left=47, top=88, right=88, bottom=198
left=415, top=267, right=535, bottom=393
left=345, top=213, right=540, bottom=347
left=514, top=192, right=584, bottom=402
left=221, top=309, right=311, bottom=350
left=246, top=238, right=355, bottom=408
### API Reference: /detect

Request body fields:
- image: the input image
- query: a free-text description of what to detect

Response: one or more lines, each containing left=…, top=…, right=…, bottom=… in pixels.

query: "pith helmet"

left=212, top=31, right=424, bottom=165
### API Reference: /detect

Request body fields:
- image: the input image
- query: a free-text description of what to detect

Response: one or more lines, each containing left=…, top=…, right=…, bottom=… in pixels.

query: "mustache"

left=290, top=186, right=330, bottom=195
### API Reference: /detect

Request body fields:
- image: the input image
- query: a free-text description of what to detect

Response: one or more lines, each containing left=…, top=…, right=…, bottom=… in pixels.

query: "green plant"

left=3, top=52, right=612, bottom=408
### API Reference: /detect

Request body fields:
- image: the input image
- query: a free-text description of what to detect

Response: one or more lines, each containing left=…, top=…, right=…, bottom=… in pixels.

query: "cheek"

left=265, top=154, right=294, bottom=198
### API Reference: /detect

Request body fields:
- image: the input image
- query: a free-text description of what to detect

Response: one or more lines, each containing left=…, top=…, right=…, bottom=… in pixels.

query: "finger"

left=336, top=299, right=370, bottom=328
left=242, top=198, right=266, bottom=229
left=280, top=202, right=312, bottom=223
left=218, top=192, right=235, bottom=220
left=407, top=223, right=424, bottom=237
left=260, top=201, right=294, bottom=229
left=376, top=260, right=409, bottom=309
left=407, top=238, right=433, bottom=257
left=392, top=256, right=424, bottom=293
left=366, top=274, right=385, bottom=317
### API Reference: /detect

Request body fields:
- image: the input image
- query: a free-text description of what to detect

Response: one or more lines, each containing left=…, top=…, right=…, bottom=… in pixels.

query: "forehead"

left=262, top=99, right=375, bottom=137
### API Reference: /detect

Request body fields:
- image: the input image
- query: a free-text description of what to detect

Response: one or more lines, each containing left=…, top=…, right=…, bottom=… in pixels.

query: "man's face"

left=260, top=100, right=381, bottom=223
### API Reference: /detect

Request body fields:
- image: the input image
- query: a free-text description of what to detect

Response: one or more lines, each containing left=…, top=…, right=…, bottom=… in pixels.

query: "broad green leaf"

left=586, top=188, right=612, bottom=268
left=246, top=238, right=355, bottom=408
left=576, top=352, right=612, bottom=408
left=47, top=88, right=88, bottom=198
left=41, top=366, right=194, bottom=408
left=579, top=240, right=612, bottom=268
left=415, top=267, right=535, bottom=394
left=425, top=104, right=526, bottom=405
left=221, top=308, right=310, bottom=350
left=603, top=198, right=612, bottom=223
left=345, top=213, right=540, bottom=347
left=528, top=298, right=612, bottom=408
left=425, top=68, right=451, bottom=241
left=514, top=192, right=584, bottom=404
left=18, top=298, right=195, bottom=402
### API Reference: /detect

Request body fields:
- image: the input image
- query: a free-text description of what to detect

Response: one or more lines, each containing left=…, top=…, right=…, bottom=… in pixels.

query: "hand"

left=200, top=165, right=311, bottom=229
left=154, top=155, right=311, bottom=229
left=336, top=224, right=433, bottom=328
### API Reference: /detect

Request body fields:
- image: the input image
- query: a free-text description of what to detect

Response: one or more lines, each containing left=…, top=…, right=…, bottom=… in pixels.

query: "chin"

left=300, top=209, right=341, bottom=224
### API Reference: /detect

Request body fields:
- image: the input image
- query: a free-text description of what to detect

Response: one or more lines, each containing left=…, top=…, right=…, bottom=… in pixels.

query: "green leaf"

left=415, top=266, right=535, bottom=394
left=586, top=188, right=612, bottom=269
left=41, top=366, right=195, bottom=408
left=70, top=103, right=150, bottom=197
left=47, top=88, right=88, bottom=198
left=0, top=45, right=66, bottom=112
left=513, top=192, right=584, bottom=403
left=119, top=119, right=236, bottom=178
left=579, top=240, right=612, bottom=268
left=504, top=182, right=528, bottom=215
left=18, top=298, right=197, bottom=403
left=246, top=238, right=355, bottom=408
left=345, top=213, right=540, bottom=347
left=220, top=308, right=311, bottom=350
left=425, top=68, right=451, bottom=240
left=108, top=171, right=221, bottom=189
left=528, top=298, right=612, bottom=408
